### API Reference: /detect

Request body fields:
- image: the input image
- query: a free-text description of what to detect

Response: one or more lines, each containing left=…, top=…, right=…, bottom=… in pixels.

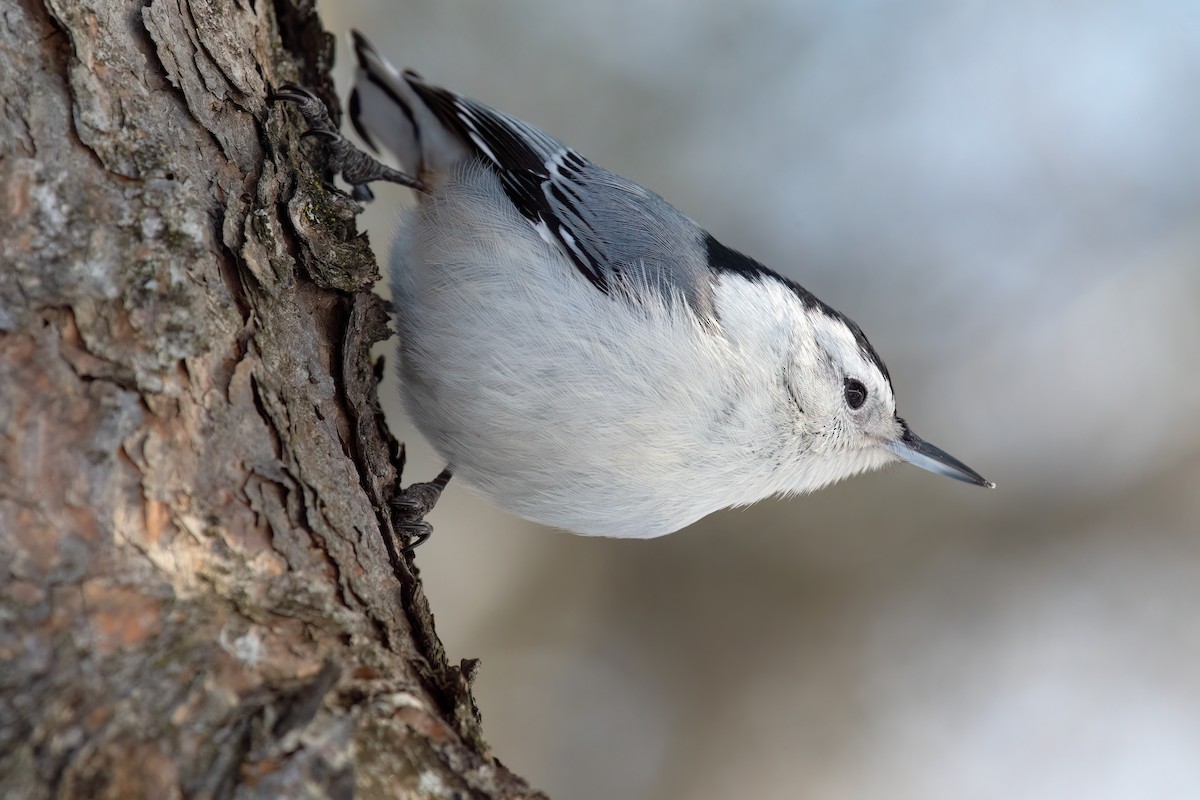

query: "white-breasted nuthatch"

left=271, top=32, right=992, bottom=540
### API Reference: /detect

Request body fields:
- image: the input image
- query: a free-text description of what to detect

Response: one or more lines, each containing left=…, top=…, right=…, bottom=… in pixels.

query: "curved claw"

left=390, top=468, right=453, bottom=553
left=268, top=83, right=320, bottom=104
left=300, top=128, right=342, bottom=142
left=398, top=521, right=432, bottom=553
left=391, top=498, right=419, bottom=514
left=269, top=81, right=428, bottom=196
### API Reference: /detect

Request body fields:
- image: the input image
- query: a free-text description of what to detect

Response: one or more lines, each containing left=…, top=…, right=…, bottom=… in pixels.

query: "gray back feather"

left=406, top=79, right=717, bottom=319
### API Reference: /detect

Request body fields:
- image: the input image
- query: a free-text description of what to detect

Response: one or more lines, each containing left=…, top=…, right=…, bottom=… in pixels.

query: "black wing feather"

left=407, top=81, right=611, bottom=290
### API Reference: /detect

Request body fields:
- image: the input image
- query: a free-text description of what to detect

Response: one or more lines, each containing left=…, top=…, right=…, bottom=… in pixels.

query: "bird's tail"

left=348, top=31, right=467, bottom=176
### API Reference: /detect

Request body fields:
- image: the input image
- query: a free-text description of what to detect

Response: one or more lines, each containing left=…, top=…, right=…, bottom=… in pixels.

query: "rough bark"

left=0, top=0, right=543, bottom=797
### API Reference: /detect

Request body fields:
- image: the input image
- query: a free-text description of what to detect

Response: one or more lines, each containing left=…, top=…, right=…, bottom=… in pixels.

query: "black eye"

left=844, top=378, right=867, bottom=410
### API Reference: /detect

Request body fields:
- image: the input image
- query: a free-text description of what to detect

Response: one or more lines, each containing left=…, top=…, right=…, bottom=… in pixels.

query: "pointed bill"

left=885, top=422, right=994, bottom=488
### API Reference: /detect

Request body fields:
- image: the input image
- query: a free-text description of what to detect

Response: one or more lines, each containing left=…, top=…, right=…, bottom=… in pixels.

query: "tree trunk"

left=0, top=1, right=542, bottom=797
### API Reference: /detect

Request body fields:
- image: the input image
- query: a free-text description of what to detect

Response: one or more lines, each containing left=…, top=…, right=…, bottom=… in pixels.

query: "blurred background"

left=317, top=2, right=1200, bottom=798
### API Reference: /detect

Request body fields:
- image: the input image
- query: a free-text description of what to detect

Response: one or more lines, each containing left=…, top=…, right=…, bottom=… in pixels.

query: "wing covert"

left=407, top=79, right=714, bottom=314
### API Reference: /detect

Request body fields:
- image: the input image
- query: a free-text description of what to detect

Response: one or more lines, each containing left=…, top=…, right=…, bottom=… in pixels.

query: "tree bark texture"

left=0, top=0, right=543, bottom=797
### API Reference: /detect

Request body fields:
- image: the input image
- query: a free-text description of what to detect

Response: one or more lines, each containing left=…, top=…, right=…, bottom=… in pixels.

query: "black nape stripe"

left=704, top=233, right=891, bottom=382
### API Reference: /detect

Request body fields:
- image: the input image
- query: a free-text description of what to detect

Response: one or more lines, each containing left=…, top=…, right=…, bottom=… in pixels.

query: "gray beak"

left=884, top=420, right=994, bottom=488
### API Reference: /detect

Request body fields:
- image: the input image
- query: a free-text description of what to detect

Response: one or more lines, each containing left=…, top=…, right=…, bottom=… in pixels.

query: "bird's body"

left=391, top=160, right=895, bottom=536
left=292, top=33, right=993, bottom=538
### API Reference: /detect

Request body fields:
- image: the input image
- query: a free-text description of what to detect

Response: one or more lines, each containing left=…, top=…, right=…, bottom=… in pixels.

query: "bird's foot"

left=269, top=83, right=426, bottom=200
left=390, top=468, right=452, bottom=552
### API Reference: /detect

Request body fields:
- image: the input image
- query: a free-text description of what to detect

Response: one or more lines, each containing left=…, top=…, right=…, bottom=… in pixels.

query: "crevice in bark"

left=1, top=0, right=546, bottom=796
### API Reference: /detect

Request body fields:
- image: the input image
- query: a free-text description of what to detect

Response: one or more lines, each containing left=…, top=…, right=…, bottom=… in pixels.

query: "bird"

left=269, top=31, right=992, bottom=541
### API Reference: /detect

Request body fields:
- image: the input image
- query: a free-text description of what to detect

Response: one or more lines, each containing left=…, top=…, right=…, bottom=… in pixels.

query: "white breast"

left=390, top=162, right=793, bottom=537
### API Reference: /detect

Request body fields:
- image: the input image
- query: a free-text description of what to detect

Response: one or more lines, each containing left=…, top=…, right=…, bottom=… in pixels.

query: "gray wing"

left=408, top=80, right=717, bottom=318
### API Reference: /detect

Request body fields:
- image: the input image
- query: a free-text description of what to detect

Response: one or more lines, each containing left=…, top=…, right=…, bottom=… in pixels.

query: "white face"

left=783, top=308, right=904, bottom=481
left=715, top=272, right=991, bottom=495
left=713, top=273, right=903, bottom=492
left=784, top=306, right=996, bottom=492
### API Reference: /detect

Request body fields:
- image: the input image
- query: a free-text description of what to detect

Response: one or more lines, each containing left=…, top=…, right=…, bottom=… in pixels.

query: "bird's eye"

left=844, top=378, right=867, bottom=410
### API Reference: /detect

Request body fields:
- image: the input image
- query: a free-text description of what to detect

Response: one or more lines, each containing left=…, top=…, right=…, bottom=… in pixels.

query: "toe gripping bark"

left=391, top=468, right=453, bottom=552
left=269, top=83, right=427, bottom=200
left=274, top=85, right=448, bottom=551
